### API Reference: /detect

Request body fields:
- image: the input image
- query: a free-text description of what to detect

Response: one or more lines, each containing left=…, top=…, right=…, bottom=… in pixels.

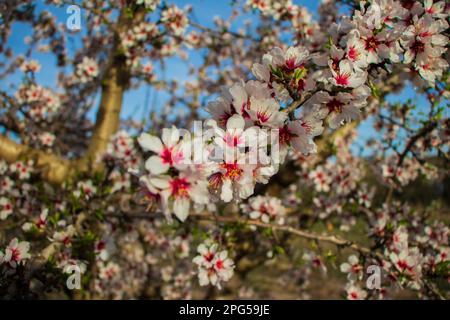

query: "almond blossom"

left=241, top=195, right=286, bottom=224
left=286, top=111, right=324, bottom=155
left=0, top=197, right=13, bottom=220
left=136, top=0, right=160, bottom=11
left=389, top=247, right=424, bottom=289
left=38, top=132, right=56, bottom=147
left=252, top=46, right=312, bottom=99
left=345, top=284, right=368, bottom=300
left=193, top=241, right=234, bottom=289
left=161, top=5, right=188, bottom=36
left=22, top=208, right=48, bottom=231
left=20, top=59, right=41, bottom=73
left=75, top=57, right=99, bottom=84
left=340, top=255, right=364, bottom=282
left=330, top=60, right=367, bottom=88
left=9, top=160, right=33, bottom=180
left=141, top=173, right=209, bottom=221
left=138, top=127, right=189, bottom=175
left=0, top=238, right=31, bottom=269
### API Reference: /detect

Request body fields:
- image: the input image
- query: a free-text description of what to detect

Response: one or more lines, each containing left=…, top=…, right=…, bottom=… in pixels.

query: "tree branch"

left=191, top=212, right=382, bottom=259
left=396, top=121, right=438, bottom=167
left=108, top=211, right=382, bottom=260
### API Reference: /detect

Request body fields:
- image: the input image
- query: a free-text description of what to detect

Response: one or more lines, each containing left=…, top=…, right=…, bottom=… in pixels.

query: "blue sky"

left=2, top=0, right=444, bottom=155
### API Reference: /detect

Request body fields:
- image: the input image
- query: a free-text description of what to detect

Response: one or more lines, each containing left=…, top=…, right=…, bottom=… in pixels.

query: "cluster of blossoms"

left=138, top=62, right=157, bottom=82
left=74, top=57, right=99, bottom=84
left=106, top=130, right=141, bottom=171
left=367, top=203, right=448, bottom=292
left=246, top=0, right=313, bottom=22
left=137, top=127, right=210, bottom=221
left=9, top=160, right=34, bottom=180
left=339, top=207, right=449, bottom=299
left=387, top=228, right=425, bottom=290
left=15, top=84, right=61, bottom=120
left=121, top=21, right=159, bottom=66
left=380, top=156, right=422, bottom=186
left=400, top=2, right=449, bottom=85
left=136, top=45, right=329, bottom=223
left=241, top=195, right=286, bottom=224
left=193, top=241, right=234, bottom=289
left=135, top=0, right=160, bottom=11
left=0, top=160, right=34, bottom=223
left=119, top=4, right=188, bottom=68
left=286, top=131, right=372, bottom=230
left=161, top=5, right=189, bottom=36
left=89, top=218, right=195, bottom=299
left=339, top=254, right=368, bottom=300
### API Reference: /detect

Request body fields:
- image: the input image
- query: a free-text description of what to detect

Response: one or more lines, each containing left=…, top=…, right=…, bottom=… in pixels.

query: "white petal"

left=138, top=133, right=163, bottom=153
left=149, top=176, right=170, bottom=189
left=220, top=180, right=233, bottom=202
left=226, top=114, right=245, bottom=130
left=173, top=198, right=190, bottom=222
left=145, top=156, right=169, bottom=174
left=251, top=63, right=270, bottom=82
left=162, top=127, right=180, bottom=147
left=348, top=255, right=359, bottom=265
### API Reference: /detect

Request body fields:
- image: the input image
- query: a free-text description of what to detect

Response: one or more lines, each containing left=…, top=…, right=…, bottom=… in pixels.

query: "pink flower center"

left=279, top=126, right=292, bottom=145
left=241, top=104, right=251, bottom=120
left=36, top=217, right=45, bottom=228
left=203, top=252, right=215, bottom=262
left=169, top=177, right=190, bottom=198
left=224, top=133, right=241, bottom=147
left=326, top=98, right=344, bottom=113
left=11, top=248, right=20, bottom=261
left=161, top=148, right=174, bottom=165
left=397, top=260, right=409, bottom=271
left=331, top=58, right=340, bottom=71
left=364, top=36, right=380, bottom=52
left=351, top=264, right=362, bottom=274
left=411, top=40, right=425, bottom=54
left=334, top=73, right=350, bottom=86
left=348, top=46, right=359, bottom=61
left=221, top=163, right=243, bottom=181
left=257, top=110, right=270, bottom=123
left=285, top=57, right=297, bottom=70
left=96, top=241, right=106, bottom=251
left=215, top=259, right=224, bottom=270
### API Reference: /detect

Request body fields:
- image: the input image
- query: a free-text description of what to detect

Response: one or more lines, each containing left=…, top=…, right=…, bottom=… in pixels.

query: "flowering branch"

left=191, top=212, right=383, bottom=259
left=396, top=121, right=438, bottom=167
left=108, top=211, right=382, bottom=260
